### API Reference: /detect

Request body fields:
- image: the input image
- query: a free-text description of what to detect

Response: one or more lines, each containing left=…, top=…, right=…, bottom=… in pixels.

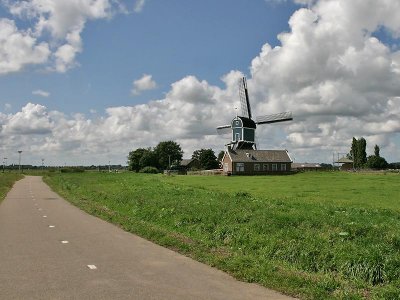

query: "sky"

left=0, top=0, right=400, bottom=167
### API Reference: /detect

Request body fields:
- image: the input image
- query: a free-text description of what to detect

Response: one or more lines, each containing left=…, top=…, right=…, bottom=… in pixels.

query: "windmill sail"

left=216, top=124, right=231, bottom=135
left=238, top=77, right=252, bottom=119
left=256, top=111, right=293, bottom=125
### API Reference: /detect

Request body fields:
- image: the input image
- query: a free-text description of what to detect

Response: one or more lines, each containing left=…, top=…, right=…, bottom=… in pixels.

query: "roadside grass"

left=44, top=172, right=400, bottom=299
left=0, top=173, right=23, bottom=202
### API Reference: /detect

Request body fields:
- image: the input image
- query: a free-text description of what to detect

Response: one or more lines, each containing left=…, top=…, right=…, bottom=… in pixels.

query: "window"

left=235, top=133, right=240, bottom=141
left=236, top=163, right=244, bottom=172
left=272, top=164, right=277, bottom=171
left=235, top=121, right=240, bottom=126
left=254, top=164, right=260, bottom=171
left=263, top=164, right=269, bottom=171
left=281, top=164, right=287, bottom=171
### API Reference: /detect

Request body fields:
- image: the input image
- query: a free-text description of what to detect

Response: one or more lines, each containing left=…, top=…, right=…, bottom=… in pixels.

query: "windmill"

left=217, top=77, right=293, bottom=150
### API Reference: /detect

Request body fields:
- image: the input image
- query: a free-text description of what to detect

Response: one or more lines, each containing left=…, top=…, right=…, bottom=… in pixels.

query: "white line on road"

left=87, top=265, right=97, bottom=270
left=61, top=241, right=69, bottom=244
left=43, top=215, right=47, bottom=218
left=49, top=225, right=55, bottom=228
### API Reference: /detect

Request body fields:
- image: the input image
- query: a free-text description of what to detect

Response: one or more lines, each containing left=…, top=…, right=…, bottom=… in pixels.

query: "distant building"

left=180, top=158, right=200, bottom=171
left=291, top=163, right=322, bottom=171
left=335, top=157, right=353, bottom=170
left=221, top=148, right=292, bottom=175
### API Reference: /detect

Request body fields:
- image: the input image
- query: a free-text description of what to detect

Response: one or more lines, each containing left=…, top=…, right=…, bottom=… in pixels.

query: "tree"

left=365, top=144, right=388, bottom=170
left=139, top=148, right=158, bottom=170
left=366, top=155, right=388, bottom=169
left=350, top=137, right=367, bottom=168
left=374, top=144, right=380, bottom=157
left=127, top=148, right=147, bottom=172
left=192, top=148, right=219, bottom=170
left=350, top=137, right=357, bottom=162
left=154, top=141, right=183, bottom=170
left=217, top=150, right=225, bottom=162
left=191, top=149, right=202, bottom=162
left=358, top=137, right=367, bottom=166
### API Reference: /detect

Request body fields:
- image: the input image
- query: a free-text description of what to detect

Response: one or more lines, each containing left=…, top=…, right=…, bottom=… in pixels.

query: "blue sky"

left=0, top=0, right=298, bottom=114
left=0, top=0, right=400, bottom=166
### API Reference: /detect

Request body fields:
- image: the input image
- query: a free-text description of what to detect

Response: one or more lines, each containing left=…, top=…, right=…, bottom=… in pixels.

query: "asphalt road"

left=0, top=176, right=296, bottom=300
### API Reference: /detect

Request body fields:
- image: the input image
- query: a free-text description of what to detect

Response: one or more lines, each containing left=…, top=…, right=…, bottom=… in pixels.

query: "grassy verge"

left=0, top=173, right=24, bottom=203
left=44, top=172, right=400, bottom=299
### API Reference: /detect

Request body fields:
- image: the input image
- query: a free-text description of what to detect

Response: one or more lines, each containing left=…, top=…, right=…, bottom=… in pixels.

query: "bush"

left=60, top=167, right=85, bottom=173
left=139, top=166, right=159, bottom=174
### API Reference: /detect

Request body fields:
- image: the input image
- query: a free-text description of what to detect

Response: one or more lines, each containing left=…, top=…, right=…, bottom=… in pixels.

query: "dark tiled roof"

left=180, top=159, right=195, bottom=166
left=227, top=149, right=292, bottom=163
left=237, top=116, right=256, bottom=129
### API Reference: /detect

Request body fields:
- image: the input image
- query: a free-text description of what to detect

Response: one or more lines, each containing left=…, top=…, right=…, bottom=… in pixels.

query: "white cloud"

left=131, top=74, right=157, bottom=95
left=1, top=103, right=53, bottom=135
left=1, top=1, right=400, bottom=165
left=0, top=0, right=121, bottom=74
left=32, top=89, right=50, bottom=97
left=0, top=18, right=50, bottom=74
left=248, top=0, right=400, bottom=162
left=134, top=0, right=146, bottom=13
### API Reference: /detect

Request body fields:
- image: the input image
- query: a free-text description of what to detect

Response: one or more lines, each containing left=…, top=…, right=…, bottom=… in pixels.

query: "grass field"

left=44, top=171, right=400, bottom=299
left=0, top=173, right=23, bottom=202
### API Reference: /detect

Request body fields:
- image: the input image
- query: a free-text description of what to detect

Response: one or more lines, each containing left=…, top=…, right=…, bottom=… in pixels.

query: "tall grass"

left=0, top=173, right=23, bottom=202
left=44, top=172, right=400, bottom=299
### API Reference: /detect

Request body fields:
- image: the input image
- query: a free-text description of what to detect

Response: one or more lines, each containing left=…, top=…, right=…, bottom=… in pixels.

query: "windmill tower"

left=217, top=77, right=293, bottom=150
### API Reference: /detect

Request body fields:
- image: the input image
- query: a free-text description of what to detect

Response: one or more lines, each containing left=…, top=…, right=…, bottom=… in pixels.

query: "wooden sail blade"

left=238, top=77, right=252, bottom=119
left=255, top=111, right=293, bottom=125
left=217, top=125, right=231, bottom=135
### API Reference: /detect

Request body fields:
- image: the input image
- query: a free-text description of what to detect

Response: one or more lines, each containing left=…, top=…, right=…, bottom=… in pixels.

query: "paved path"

left=0, top=176, right=295, bottom=300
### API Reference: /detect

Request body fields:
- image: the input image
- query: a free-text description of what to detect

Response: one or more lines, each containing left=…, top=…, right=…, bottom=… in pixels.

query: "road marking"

left=61, top=241, right=69, bottom=244
left=43, top=215, right=47, bottom=218
left=87, top=265, right=97, bottom=270
left=49, top=225, right=55, bottom=228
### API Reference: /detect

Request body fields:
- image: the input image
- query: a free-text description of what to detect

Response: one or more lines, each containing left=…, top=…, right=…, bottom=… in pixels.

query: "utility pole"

left=18, top=151, right=22, bottom=173
left=41, top=158, right=45, bottom=171
left=2, top=157, right=7, bottom=173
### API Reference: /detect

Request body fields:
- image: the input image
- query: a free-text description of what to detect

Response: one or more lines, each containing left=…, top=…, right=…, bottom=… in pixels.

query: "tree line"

left=348, top=137, right=389, bottom=169
left=127, top=140, right=222, bottom=173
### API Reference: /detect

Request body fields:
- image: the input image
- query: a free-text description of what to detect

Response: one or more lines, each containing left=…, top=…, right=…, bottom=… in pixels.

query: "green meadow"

left=0, top=173, right=23, bottom=202
left=38, top=171, right=400, bottom=299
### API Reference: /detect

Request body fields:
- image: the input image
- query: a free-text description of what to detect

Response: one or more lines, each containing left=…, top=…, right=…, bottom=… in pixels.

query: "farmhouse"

left=222, top=147, right=292, bottom=175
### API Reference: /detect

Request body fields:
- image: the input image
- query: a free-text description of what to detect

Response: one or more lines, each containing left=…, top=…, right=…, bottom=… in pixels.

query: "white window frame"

left=263, top=164, right=269, bottom=171
left=281, top=164, right=287, bottom=171
left=254, top=164, right=260, bottom=171
left=272, top=164, right=277, bottom=171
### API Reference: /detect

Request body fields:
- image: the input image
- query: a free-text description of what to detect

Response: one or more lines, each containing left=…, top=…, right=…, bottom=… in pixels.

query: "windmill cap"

left=232, top=116, right=256, bottom=129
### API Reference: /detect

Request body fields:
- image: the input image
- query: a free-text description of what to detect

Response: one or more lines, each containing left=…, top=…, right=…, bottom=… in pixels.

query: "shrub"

left=139, top=166, right=159, bottom=174
left=60, top=167, right=85, bottom=173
